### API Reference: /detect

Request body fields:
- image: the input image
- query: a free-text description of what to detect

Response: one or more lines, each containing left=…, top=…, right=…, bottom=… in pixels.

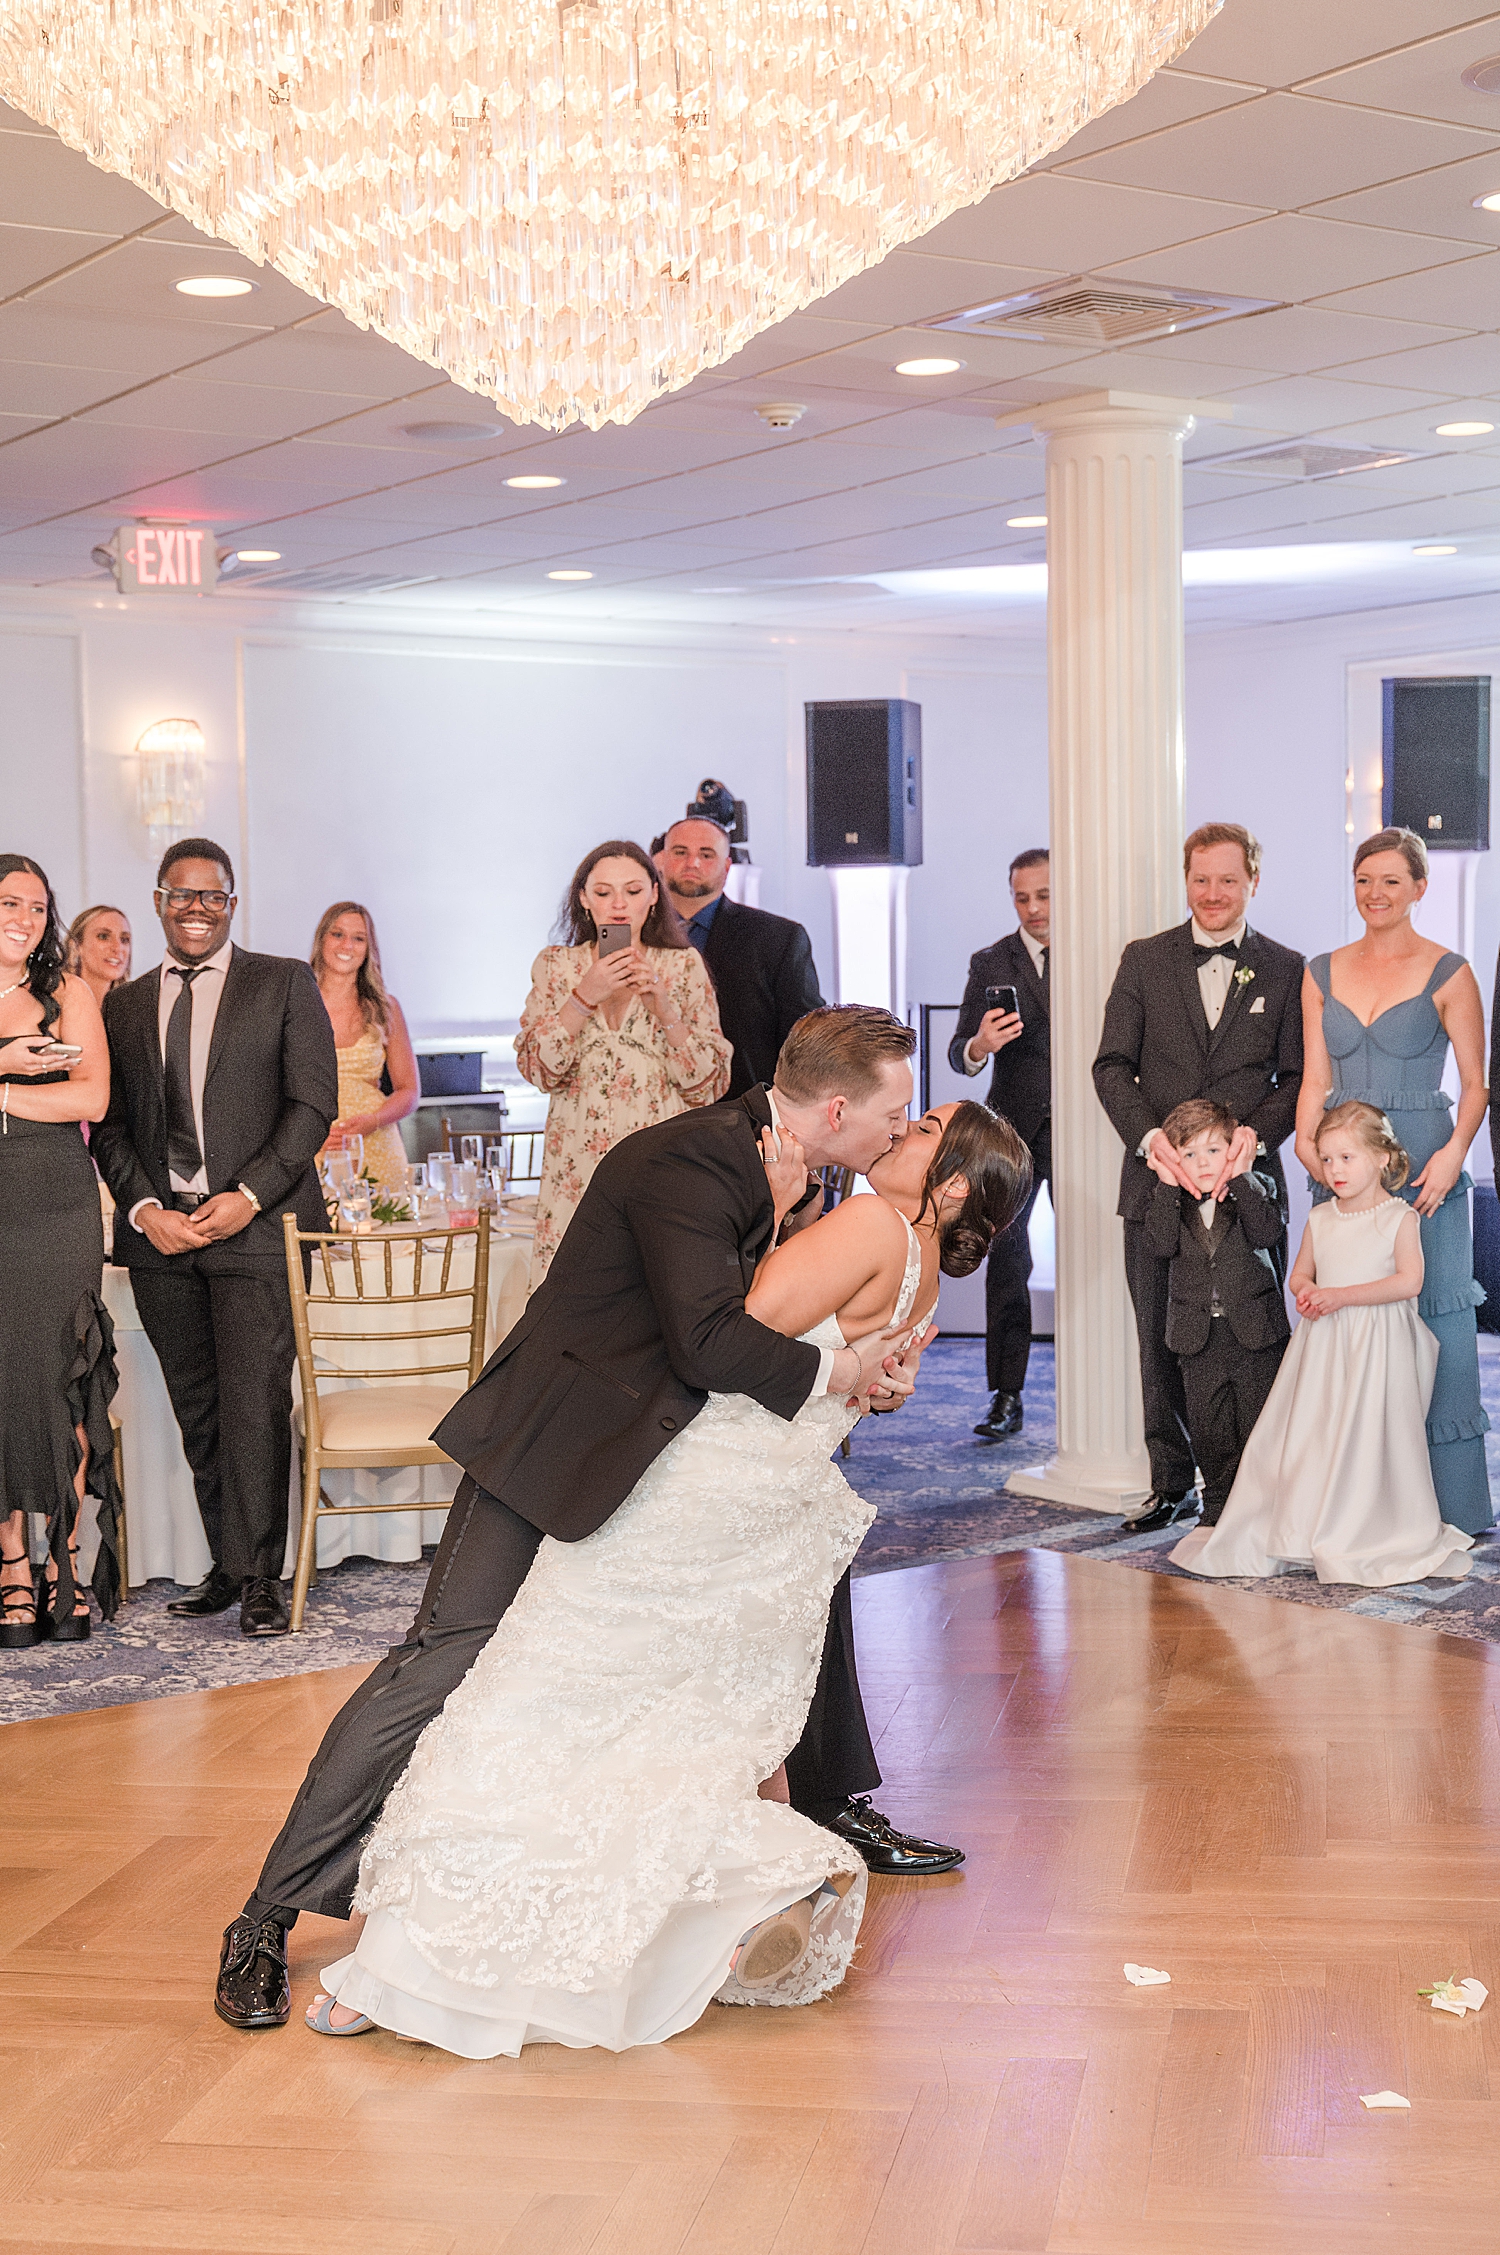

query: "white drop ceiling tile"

left=0, top=416, right=237, bottom=500
left=699, top=311, right=892, bottom=378
left=1045, top=66, right=1264, bottom=161
left=0, top=134, right=166, bottom=233
left=0, top=302, right=266, bottom=380
left=0, top=409, right=55, bottom=445
left=1324, top=332, right=1500, bottom=393
left=1305, top=400, right=1500, bottom=451
left=0, top=359, right=143, bottom=418
left=1145, top=304, right=1472, bottom=374
left=200, top=312, right=441, bottom=396
left=85, top=376, right=389, bottom=443
left=0, top=223, right=116, bottom=296
left=1308, top=17, right=1500, bottom=127
left=1291, top=492, right=1500, bottom=536
left=809, top=253, right=1061, bottom=326
left=909, top=174, right=1267, bottom=272
left=1174, top=0, right=1492, bottom=91
left=32, top=237, right=319, bottom=326
left=853, top=458, right=1049, bottom=506
left=1032, top=347, right=1268, bottom=396
left=1309, top=152, right=1500, bottom=246
left=1221, top=372, right=1451, bottom=428
left=1105, top=212, right=1491, bottom=299
left=1063, top=92, right=1499, bottom=210
left=1314, top=249, right=1500, bottom=324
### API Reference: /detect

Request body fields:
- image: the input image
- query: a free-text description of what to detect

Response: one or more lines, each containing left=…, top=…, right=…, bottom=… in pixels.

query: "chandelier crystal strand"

left=0, top=1, right=1221, bottom=431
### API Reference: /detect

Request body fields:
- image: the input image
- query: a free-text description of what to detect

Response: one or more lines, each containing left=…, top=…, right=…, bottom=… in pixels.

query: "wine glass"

left=459, top=1135, right=484, bottom=1168
left=338, top=1182, right=373, bottom=1235
left=325, top=1148, right=355, bottom=1192
left=484, top=1141, right=506, bottom=1185
left=342, top=1132, right=365, bottom=1175
left=408, top=1162, right=428, bottom=1194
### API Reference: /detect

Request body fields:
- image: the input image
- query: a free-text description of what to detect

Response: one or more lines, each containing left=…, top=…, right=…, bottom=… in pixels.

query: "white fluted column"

left=1001, top=389, right=1229, bottom=1511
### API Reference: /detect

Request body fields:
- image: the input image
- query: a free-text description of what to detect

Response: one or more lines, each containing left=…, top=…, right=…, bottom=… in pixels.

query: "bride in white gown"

left=314, top=1099, right=1027, bottom=2058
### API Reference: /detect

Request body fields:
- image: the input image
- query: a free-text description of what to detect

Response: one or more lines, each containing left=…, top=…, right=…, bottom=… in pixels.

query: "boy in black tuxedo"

left=1146, top=1099, right=1290, bottom=1531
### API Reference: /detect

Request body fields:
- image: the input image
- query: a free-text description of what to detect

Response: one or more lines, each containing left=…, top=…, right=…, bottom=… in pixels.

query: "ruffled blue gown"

left=1310, top=952, right=1493, bottom=1535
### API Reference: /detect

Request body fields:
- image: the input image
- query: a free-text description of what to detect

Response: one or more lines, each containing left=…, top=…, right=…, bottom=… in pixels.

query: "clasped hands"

left=1146, top=1123, right=1258, bottom=1200
left=137, top=1189, right=256, bottom=1257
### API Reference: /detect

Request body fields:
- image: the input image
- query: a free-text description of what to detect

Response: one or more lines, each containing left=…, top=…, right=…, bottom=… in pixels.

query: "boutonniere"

left=1234, top=964, right=1255, bottom=989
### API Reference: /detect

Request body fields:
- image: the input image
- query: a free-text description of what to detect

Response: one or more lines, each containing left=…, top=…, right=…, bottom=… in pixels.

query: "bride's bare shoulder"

left=812, top=1193, right=909, bottom=1252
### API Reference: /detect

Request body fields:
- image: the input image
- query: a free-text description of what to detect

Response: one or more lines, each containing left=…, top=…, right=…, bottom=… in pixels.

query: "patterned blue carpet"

left=5, top=1336, right=1500, bottom=1723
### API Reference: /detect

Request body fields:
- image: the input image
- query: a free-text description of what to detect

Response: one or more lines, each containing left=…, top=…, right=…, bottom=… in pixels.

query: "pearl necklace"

left=1329, top=1195, right=1402, bottom=1218
left=0, top=979, right=24, bottom=1005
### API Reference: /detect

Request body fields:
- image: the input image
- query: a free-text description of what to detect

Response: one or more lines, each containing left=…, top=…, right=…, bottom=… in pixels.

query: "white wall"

left=0, top=587, right=1050, bottom=1042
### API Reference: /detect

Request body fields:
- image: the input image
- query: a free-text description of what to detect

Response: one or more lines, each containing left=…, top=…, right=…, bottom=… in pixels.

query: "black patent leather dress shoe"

left=215, top=1915, right=291, bottom=2029
left=827, top=1796, right=965, bottom=1876
left=166, top=1566, right=240, bottom=1617
left=239, top=1577, right=291, bottom=1637
left=1123, top=1491, right=1200, bottom=1535
left=973, top=1390, right=1024, bottom=1439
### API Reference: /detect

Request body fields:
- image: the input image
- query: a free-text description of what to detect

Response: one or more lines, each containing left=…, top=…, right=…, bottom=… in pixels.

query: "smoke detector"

left=755, top=401, right=806, bottom=429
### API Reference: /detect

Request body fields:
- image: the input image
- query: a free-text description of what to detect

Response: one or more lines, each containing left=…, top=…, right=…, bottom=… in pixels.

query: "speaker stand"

left=828, top=866, right=909, bottom=1018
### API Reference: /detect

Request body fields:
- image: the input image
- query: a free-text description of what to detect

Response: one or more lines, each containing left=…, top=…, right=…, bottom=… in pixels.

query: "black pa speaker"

left=805, top=699, right=922, bottom=867
left=1382, top=676, right=1491, bottom=851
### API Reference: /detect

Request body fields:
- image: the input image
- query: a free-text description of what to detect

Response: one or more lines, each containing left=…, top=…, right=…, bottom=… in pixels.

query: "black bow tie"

left=1193, top=940, right=1240, bottom=966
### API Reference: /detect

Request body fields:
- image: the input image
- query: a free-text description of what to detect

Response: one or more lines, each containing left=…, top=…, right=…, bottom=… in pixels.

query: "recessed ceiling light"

left=505, top=474, right=566, bottom=489
left=235, top=549, right=282, bottom=562
left=1435, top=420, right=1494, bottom=436
left=548, top=568, right=593, bottom=581
left=174, top=274, right=256, bottom=298
left=1413, top=544, right=1459, bottom=555
left=894, top=357, right=964, bottom=376
left=1007, top=514, right=1047, bottom=528
left=1473, top=192, right=1500, bottom=212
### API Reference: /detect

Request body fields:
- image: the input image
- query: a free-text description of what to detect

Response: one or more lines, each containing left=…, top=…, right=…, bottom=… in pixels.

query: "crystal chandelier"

left=0, top=1, right=1219, bottom=432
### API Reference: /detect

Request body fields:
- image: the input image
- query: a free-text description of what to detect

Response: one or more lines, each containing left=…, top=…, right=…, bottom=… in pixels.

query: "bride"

left=310, top=1097, right=1027, bottom=2057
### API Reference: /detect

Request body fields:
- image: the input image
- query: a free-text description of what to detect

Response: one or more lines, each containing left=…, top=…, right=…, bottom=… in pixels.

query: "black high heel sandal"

left=44, top=1538, right=91, bottom=1643
left=0, top=1549, right=41, bottom=1651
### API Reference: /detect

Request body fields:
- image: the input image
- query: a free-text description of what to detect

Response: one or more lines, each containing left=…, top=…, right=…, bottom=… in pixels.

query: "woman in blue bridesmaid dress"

left=1296, top=827, right=1492, bottom=1537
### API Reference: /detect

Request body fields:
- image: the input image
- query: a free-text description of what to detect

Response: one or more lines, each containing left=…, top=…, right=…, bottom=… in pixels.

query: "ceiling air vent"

left=928, top=277, right=1283, bottom=348
left=1197, top=439, right=1429, bottom=481
left=246, top=565, right=441, bottom=595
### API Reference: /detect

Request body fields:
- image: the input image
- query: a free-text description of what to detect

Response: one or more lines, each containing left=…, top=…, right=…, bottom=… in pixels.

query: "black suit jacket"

left=701, top=896, right=824, bottom=1098
left=948, top=931, right=1050, bottom=1153
left=1094, top=921, right=1305, bottom=1223
left=432, top=1086, right=823, bottom=1541
left=94, top=947, right=338, bottom=1277
left=1145, top=1170, right=1291, bottom=1355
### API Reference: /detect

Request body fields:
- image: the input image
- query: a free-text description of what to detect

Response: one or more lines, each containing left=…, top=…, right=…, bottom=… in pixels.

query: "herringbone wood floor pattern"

left=6, top=1549, right=1500, bottom=2253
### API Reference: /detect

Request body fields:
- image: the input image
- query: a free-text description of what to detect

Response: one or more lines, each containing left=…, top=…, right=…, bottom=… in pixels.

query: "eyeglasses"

left=159, top=887, right=231, bottom=910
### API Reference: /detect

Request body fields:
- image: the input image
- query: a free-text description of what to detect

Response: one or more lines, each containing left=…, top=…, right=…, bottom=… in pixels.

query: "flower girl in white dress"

left=1172, top=1101, right=1473, bottom=1588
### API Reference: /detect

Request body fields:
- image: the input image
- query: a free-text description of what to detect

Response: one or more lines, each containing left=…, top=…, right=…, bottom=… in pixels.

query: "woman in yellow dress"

left=310, top=901, right=420, bottom=1191
left=517, top=839, right=731, bottom=1288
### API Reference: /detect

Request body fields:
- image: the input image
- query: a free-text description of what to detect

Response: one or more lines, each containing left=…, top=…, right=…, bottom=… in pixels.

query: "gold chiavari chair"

left=497, top=1127, right=545, bottom=1190
left=282, top=1211, right=491, bottom=1632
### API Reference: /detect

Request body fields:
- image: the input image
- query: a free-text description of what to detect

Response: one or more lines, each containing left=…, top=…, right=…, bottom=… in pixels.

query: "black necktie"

left=1040, top=945, right=1050, bottom=985
left=165, top=966, right=204, bottom=1181
left=1193, top=940, right=1239, bottom=966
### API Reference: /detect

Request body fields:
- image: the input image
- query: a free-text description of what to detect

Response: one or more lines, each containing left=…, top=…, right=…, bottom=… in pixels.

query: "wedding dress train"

left=319, top=1224, right=926, bottom=2057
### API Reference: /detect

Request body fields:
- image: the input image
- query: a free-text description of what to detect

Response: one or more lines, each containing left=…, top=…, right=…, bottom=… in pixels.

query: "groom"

left=217, top=1005, right=961, bottom=2029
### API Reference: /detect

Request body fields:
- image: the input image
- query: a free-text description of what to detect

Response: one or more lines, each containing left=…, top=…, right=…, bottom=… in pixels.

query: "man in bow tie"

left=1093, top=824, right=1304, bottom=1533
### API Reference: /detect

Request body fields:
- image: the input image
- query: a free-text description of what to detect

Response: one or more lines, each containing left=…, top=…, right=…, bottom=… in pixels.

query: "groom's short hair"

left=775, top=1006, right=916, bottom=1102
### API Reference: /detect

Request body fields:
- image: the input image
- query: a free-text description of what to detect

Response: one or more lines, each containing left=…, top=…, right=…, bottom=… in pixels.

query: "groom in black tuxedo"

left=93, top=839, right=337, bottom=1636
left=1093, top=823, right=1303, bottom=1534
left=216, top=1006, right=963, bottom=2031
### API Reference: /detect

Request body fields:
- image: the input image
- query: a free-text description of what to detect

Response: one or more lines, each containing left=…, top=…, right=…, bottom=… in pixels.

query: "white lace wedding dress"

left=319, top=1220, right=927, bottom=2059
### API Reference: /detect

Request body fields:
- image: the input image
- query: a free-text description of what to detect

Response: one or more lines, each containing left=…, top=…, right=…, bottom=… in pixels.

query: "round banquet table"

left=83, top=1222, right=534, bottom=1589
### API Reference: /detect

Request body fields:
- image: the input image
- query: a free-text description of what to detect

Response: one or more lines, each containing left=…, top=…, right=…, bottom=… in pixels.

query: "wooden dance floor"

left=7, top=1549, right=1500, bottom=2254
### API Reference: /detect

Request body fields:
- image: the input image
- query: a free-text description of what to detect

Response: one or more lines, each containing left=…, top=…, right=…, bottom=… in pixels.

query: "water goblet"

left=459, top=1135, right=484, bottom=1168
left=428, top=1151, right=453, bottom=1196
left=408, top=1162, right=428, bottom=1194
left=484, top=1141, right=507, bottom=1188
left=339, top=1182, right=373, bottom=1235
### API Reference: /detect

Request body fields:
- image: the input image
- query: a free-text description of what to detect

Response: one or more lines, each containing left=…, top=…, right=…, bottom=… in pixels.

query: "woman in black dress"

left=0, top=854, right=121, bottom=1645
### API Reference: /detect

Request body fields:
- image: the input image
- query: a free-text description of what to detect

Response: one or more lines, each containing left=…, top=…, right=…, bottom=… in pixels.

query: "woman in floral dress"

left=517, top=839, right=731, bottom=1288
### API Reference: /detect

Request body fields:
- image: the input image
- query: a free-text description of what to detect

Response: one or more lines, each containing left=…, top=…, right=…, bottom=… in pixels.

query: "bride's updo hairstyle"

left=917, top=1102, right=1032, bottom=1277
left=1315, top=1100, right=1410, bottom=1193
left=1352, top=826, right=1428, bottom=883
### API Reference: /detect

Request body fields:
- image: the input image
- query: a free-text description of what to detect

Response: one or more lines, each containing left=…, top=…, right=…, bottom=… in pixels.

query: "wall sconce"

left=137, top=718, right=206, bottom=859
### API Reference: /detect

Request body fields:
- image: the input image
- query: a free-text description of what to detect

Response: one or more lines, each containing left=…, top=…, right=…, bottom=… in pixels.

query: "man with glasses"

left=93, top=838, right=337, bottom=1635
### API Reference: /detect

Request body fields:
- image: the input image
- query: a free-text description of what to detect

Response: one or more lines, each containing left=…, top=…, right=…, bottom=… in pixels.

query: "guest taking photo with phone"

left=949, top=847, right=1052, bottom=1439
left=516, top=838, right=731, bottom=1288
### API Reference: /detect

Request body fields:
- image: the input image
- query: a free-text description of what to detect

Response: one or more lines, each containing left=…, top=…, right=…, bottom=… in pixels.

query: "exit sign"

left=107, top=523, right=218, bottom=592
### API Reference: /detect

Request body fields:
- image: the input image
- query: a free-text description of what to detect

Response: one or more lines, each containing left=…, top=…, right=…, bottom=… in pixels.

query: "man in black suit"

left=1093, top=822, right=1304, bottom=1534
left=949, top=847, right=1051, bottom=1438
left=215, top=1006, right=962, bottom=2031
left=93, top=839, right=337, bottom=1637
left=656, top=817, right=824, bottom=1097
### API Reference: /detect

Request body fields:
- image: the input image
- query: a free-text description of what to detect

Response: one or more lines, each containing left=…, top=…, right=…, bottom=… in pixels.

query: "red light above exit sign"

left=104, top=523, right=219, bottom=593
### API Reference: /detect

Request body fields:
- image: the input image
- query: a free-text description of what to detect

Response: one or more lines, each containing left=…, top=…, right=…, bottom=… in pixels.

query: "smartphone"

left=29, top=1039, right=82, bottom=1063
left=597, top=923, right=633, bottom=956
left=985, top=984, right=1019, bottom=1019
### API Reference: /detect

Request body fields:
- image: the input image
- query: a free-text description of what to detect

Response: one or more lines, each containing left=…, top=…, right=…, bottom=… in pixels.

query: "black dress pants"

left=985, top=1150, right=1048, bottom=1394
left=130, top=1254, right=296, bottom=1582
left=252, top=1476, right=882, bottom=1923
left=1179, top=1321, right=1287, bottom=1523
left=1122, top=1220, right=1196, bottom=1497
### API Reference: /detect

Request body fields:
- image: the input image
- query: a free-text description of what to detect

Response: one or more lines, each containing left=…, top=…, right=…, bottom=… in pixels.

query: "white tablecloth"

left=92, top=1225, right=534, bottom=1587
